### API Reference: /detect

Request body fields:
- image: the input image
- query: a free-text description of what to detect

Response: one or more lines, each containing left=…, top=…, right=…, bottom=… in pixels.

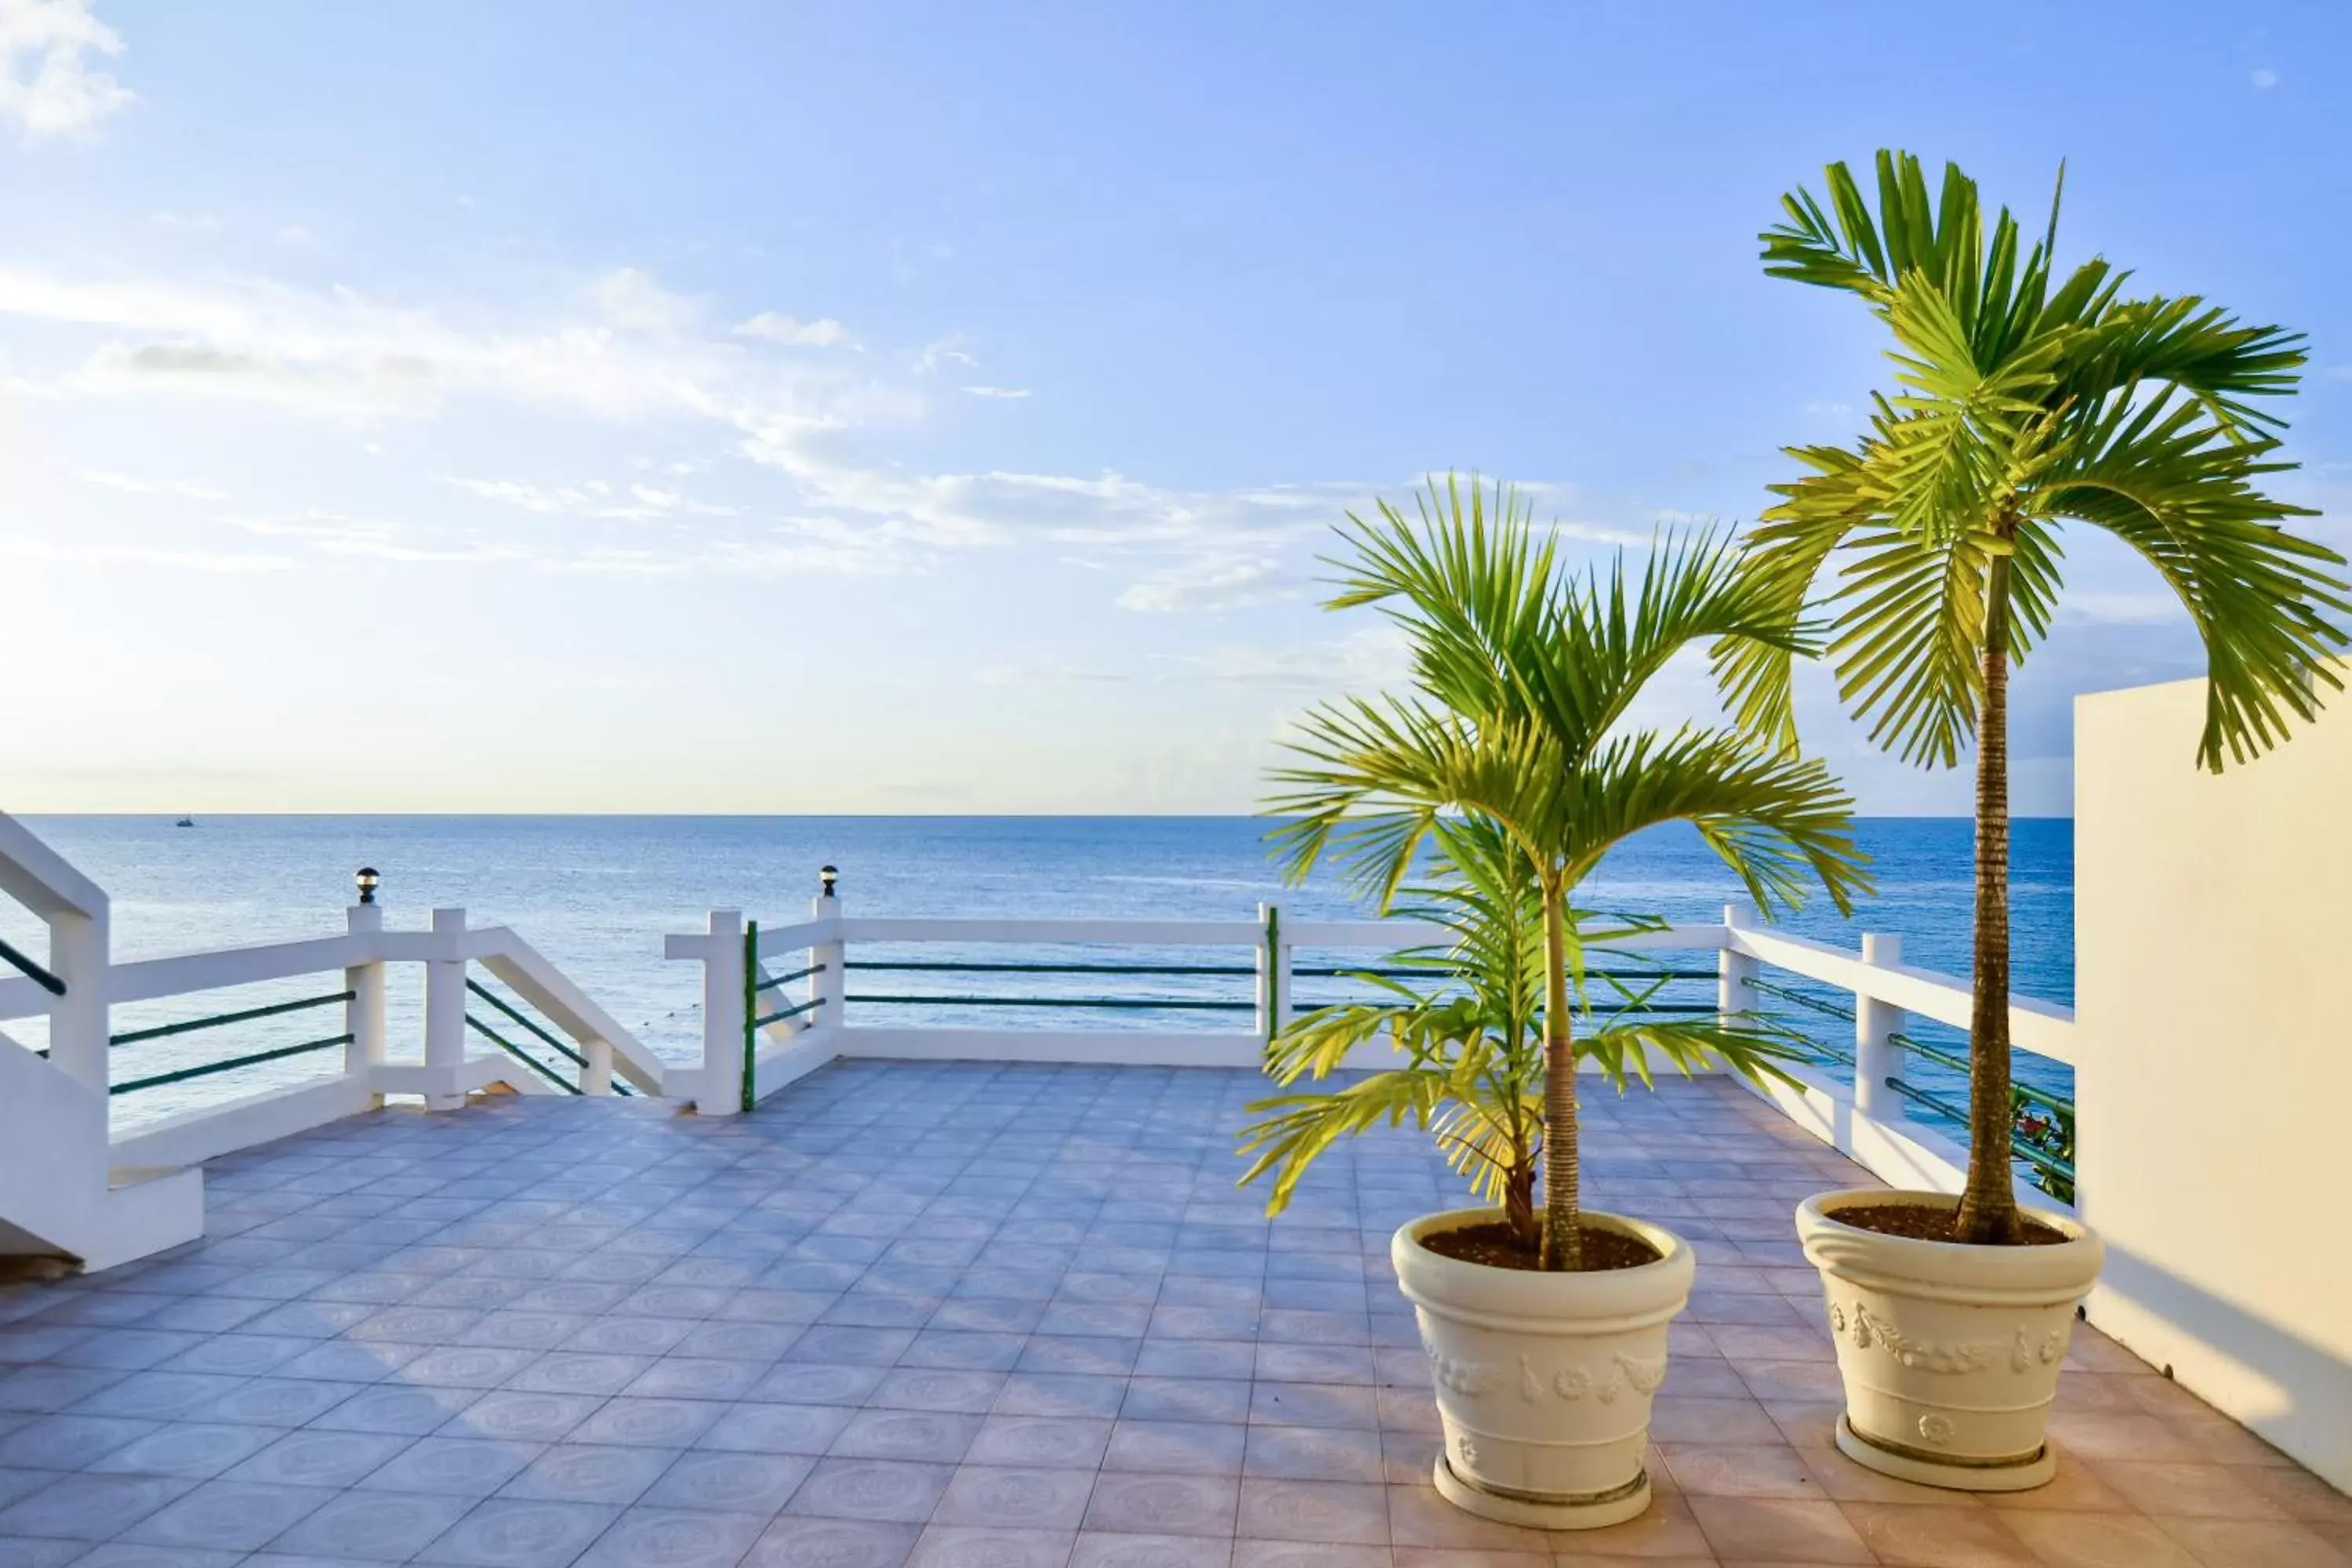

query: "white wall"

left=2075, top=668, right=2352, bottom=1494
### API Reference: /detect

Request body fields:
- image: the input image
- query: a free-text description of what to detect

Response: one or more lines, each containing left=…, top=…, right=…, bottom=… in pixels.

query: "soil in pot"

left=1421, top=1221, right=1661, bottom=1272
left=1832, top=1203, right=2071, bottom=1246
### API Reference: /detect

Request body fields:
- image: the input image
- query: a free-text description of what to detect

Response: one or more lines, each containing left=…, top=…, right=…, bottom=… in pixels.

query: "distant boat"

left=174, top=817, right=195, bottom=828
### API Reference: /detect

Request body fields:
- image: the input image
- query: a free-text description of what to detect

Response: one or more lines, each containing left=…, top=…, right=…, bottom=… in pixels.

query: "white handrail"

left=1725, top=921, right=2078, bottom=1063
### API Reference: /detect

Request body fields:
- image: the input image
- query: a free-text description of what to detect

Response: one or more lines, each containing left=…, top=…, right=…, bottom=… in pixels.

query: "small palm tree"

left=1265, top=479, right=1871, bottom=1269
left=1725, top=151, right=2350, bottom=1243
left=1241, top=814, right=1810, bottom=1251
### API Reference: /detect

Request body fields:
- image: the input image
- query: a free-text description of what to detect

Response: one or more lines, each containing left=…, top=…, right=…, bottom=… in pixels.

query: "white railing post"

left=46, top=906, right=110, bottom=1101
left=422, top=907, right=468, bottom=1111
left=811, top=869, right=844, bottom=1035
left=701, top=909, right=746, bottom=1117
left=345, top=900, right=386, bottom=1102
left=1256, top=902, right=1288, bottom=1044
left=1854, top=932, right=1904, bottom=1121
left=583, top=1038, right=614, bottom=1095
left=1719, top=903, right=1756, bottom=1030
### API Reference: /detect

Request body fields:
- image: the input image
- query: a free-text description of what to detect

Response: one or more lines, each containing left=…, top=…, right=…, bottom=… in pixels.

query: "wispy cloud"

left=0, top=535, right=292, bottom=572
left=0, top=0, right=131, bottom=137
left=916, top=336, right=978, bottom=374
left=1185, top=626, right=1411, bottom=690
left=2, top=258, right=1681, bottom=608
left=1116, top=557, right=1291, bottom=613
left=70, top=466, right=227, bottom=501
left=2252, top=67, right=2278, bottom=90
left=735, top=311, right=851, bottom=347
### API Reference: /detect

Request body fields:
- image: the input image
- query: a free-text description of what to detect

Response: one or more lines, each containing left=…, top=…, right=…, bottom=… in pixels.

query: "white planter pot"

left=1391, top=1207, right=1694, bottom=1530
left=1796, top=1189, right=2104, bottom=1491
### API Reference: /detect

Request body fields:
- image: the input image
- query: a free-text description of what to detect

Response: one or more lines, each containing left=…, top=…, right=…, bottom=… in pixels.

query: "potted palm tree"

left=1249, top=480, right=1868, bottom=1527
left=1730, top=151, right=2349, bottom=1489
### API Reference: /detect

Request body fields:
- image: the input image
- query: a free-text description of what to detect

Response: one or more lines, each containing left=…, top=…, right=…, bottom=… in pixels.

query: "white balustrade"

left=2, top=808, right=669, bottom=1274
left=666, top=878, right=2078, bottom=1220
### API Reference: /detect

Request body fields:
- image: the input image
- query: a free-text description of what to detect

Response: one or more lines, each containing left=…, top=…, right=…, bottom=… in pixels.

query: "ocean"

left=5, top=815, right=2072, bottom=1131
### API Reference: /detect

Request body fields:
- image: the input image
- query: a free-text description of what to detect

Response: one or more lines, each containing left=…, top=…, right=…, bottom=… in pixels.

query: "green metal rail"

left=1737, top=970, right=2078, bottom=1203
left=851, top=993, right=1254, bottom=1011
left=464, top=978, right=634, bottom=1097
left=753, top=962, right=826, bottom=994
left=1883, top=1073, right=2076, bottom=1200
left=850, top=960, right=1254, bottom=977
left=752, top=996, right=826, bottom=1029
left=1887, top=1029, right=2073, bottom=1116
left=113, top=1033, right=351, bottom=1095
left=845, top=959, right=1717, bottom=981
left=837, top=956, right=1721, bottom=1018
left=0, top=932, right=65, bottom=997
left=101, top=987, right=356, bottom=1094
left=111, top=989, right=352, bottom=1047
left=465, top=1011, right=579, bottom=1094
left=1742, top=975, right=1856, bottom=1023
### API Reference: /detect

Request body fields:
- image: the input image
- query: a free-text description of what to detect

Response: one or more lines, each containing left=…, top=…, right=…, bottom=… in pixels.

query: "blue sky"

left=2, top=1, right=2346, bottom=814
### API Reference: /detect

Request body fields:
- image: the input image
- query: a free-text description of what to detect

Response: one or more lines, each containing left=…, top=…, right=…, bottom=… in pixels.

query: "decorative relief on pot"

left=1917, top=1412, right=1956, bottom=1446
left=1424, top=1341, right=1503, bottom=1397
left=1838, top=1300, right=1997, bottom=1374
left=1548, top=1353, right=1668, bottom=1404
left=1456, top=1435, right=1477, bottom=1465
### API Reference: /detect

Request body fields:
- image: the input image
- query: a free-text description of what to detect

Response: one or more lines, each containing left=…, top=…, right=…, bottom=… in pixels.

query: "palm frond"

left=2041, top=397, right=2350, bottom=767
left=1559, top=728, right=1871, bottom=918
left=1237, top=1069, right=1456, bottom=1218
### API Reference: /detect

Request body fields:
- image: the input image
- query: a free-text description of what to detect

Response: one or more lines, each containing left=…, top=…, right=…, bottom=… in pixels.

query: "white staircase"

left=0, top=814, right=205, bottom=1272
left=0, top=811, right=666, bottom=1275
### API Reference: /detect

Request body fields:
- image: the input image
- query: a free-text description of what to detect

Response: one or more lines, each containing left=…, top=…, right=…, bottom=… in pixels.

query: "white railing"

left=666, top=884, right=2077, bottom=1214
left=0, top=895, right=665, bottom=1171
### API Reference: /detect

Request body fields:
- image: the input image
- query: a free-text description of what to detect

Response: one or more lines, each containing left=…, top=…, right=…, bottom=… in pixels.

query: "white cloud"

left=0, top=258, right=1672, bottom=608
left=735, top=311, right=850, bottom=347
left=2252, top=67, right=2278, bottom=90
left=916, top=337, right=978, bottom=374
left=960, top=385, right=1030, bottom=400
left=0, top=0, right=131, bottom=137
left=0, top=535, right=291, bottom=572
left=1186, top=626, right=1412, bottom=691
left=587, top=267, right=700, bottom=332
left=70, top=466, right=227, bottom=501
left=0, top=264, right=910, bottom=430
left=1116, top=557, right=1290, bottom=613
left=446, top=476, right=669, bottom=521
left=2065, top=590, right=2185, bottom=625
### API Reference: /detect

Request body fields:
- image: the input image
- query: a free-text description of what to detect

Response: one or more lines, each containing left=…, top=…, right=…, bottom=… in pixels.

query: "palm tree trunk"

left=1538, top=877, right=1581, bottom=1270
left=1954, top=540, right=2024, bottom=1245
left=1504, top=1160, right=1537, bottom=1251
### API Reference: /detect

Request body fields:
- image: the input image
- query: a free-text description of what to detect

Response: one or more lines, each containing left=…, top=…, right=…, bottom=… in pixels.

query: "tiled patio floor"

left=0, top=1063, right=2346, bottom=1568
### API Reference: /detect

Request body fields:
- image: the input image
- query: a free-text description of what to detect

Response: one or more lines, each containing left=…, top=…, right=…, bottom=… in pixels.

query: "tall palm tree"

left=1269, top=478, right=1871, bottom=1269
left=1722, top=151, right=2350, bottom=1243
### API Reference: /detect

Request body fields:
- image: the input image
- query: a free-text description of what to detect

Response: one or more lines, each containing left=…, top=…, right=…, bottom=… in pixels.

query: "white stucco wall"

left=2075, top=669, right=2352, bottom=1494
